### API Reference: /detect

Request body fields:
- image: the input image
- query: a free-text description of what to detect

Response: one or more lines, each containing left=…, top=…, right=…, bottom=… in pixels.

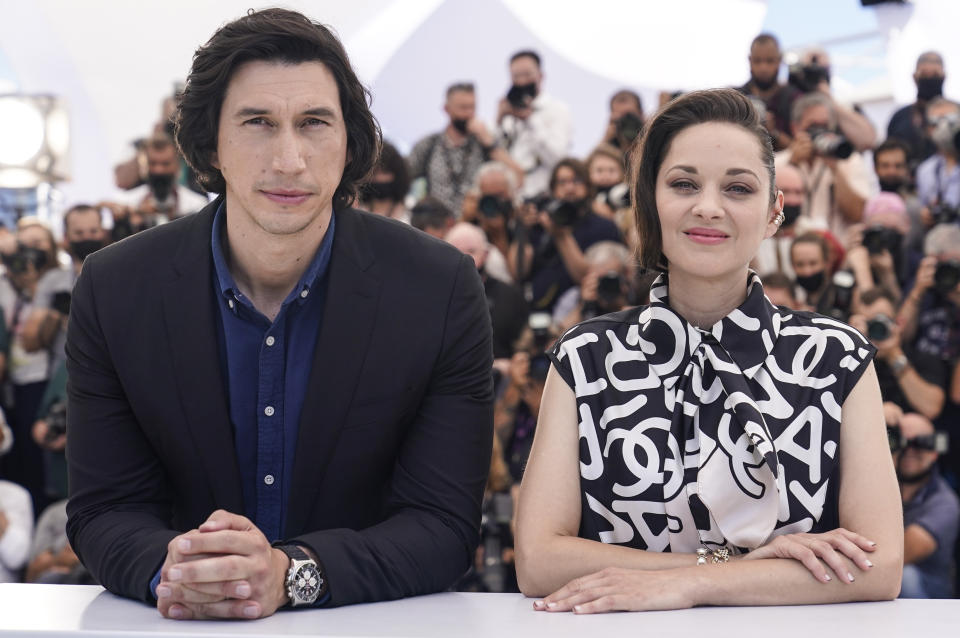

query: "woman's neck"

left=666, top=268, right=749, bottom=329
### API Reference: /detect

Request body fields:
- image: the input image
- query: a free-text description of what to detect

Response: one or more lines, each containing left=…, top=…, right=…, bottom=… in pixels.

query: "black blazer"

left=65, top=199, right=494, bottom=606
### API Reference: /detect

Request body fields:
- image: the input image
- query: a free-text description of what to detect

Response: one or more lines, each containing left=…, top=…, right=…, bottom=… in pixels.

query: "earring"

left=773, top=210, right=785, bottom=226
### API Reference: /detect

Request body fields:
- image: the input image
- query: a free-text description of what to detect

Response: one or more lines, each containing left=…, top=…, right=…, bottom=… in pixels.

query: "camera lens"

left=866, top=316, right=891, bottom=342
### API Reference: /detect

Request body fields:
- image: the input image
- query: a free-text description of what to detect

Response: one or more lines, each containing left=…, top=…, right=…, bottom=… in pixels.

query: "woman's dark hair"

left=174, top=8, right=381, bottom=209
left=548, top=158, right=589, bottom=194
left=790, top=231, right=831, bottom=264
left=629, top=88, right=775, bottom=272
left=363, top=141, right=409, bottom=204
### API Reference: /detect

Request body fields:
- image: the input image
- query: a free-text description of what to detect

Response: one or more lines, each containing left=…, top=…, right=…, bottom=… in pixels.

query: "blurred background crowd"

left=0, top=0, right=959, bottom=602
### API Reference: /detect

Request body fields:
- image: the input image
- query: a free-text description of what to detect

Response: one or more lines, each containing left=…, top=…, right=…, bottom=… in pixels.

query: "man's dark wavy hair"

left=174, top=8, right=381, bottom=209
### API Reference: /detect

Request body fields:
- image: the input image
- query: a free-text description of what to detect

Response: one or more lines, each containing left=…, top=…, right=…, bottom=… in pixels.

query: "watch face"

left=294, top=564, right=322, bottom=601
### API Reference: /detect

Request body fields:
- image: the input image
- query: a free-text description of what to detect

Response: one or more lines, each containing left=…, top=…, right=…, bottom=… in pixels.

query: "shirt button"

left=264, top=406, right=275, bottom=417
left=265, top=336, right=276, bottom=347
left=300, top=289, right=309, bottom=299
left=263, top=474, right=274, bottom=486
left=228, top=299, right=235, bottom=309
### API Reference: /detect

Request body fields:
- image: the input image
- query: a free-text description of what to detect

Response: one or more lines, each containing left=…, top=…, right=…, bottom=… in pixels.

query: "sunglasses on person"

left=887, top=428, right=949, bottom=454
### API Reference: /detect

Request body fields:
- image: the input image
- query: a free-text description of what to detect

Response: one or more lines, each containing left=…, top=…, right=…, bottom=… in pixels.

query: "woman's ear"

left=765, top=190, right=785, bottom=239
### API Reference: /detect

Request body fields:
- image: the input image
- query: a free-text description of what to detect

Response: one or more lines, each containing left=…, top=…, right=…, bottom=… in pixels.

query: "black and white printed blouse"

left=547, top=271, right=876, bottom=553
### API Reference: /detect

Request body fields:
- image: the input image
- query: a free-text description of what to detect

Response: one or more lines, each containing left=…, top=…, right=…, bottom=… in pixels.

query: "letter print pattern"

left=547, top=272, right=876, bottom=553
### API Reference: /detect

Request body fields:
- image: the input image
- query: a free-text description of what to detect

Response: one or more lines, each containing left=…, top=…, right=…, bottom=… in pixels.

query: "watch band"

left=277, top=544, right=326, bottom=607
left=891, top=354, right=909, bottom=377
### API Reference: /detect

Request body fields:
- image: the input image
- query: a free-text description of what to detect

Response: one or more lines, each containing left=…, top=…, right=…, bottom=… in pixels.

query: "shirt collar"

left=211, top=200, right=336, bottom=310
left=639, top=270, right=782, bottom=379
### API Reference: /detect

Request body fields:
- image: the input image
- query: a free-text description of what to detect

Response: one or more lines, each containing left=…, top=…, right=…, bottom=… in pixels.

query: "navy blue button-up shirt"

left=211, top=201, right=335, bottom=541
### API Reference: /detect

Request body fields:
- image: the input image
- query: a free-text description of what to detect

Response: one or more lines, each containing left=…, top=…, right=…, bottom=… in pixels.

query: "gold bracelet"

left=696, top=547, right=730, bottom=565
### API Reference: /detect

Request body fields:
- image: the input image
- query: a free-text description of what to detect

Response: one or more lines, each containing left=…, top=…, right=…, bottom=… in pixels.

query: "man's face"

left=776, top=166, right=805, bottom=207
left=749, top=41, right=781, bottom=86
left=553, top=166, right=587, bottom=202
left=926, top=101, right=960, bottom=132
left=147, top=146, right=179, bottom=177
left=214, top=60, right=348, bottom=237
left=875, top=149, right=909, bottom=181
left=861, top=297, right=896, bottom=325
left=510, top=56, right=541, bottom=90
left=65, top=209, right=105, bottom=243
left=446, top=228, right=488, bottom=270
left=610, top=94, right=641, bottom=121
left=794, top=104, right=832, bottom=136
left=444, top=90, right=475, bottom=123
left=478, top=171, right=511, bottom=200
left=893, top=414, right=938, bottom=480
left=915, top=61, right=945, bottom=83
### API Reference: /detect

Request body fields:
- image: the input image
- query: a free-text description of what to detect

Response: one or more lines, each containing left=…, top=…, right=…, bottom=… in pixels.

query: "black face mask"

left=69, top=239, right=104, bottom=263
left=781, top=204, right=801, bottom=228
left=363, top=181, right=398, bottom=202
left=917, top=75, right=944, bottom=101
left=796, top=271, right=825, bottom=293
left=451, top=118, right=469, bottom=134
left=147, top=172, right=175, bottom=201
left=878, top=177, right=905, bottom=193
left=751, top=74, right=777, bottom=91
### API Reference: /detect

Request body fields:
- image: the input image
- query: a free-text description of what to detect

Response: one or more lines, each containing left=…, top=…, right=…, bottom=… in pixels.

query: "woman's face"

left=791, top=242, right=826, bottom=278
left=589, top=155, right=623, bottom=189
left=655, top=122, right=780, bottom=282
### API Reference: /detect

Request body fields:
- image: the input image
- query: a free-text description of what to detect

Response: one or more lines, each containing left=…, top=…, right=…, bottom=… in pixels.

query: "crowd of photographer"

left=1, top=31, right=959, bottom=601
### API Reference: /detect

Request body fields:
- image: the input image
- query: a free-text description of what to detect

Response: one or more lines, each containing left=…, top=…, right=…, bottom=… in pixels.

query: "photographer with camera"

left=844, top=193, right=917, bottom=304
left=916, top=98, right=960, bottom=214
left=849, top=287, right=945, bottom=421
left=472, top=162, right=523, bottom=285
left=788, top=47, right=877, bottom=152
left=736, top=33, right=801, bottom=151
left=789, top=231, right=856, bottom=320
left=408, top=83, right=523, bottom=216
left=884, top=409, right=958, bottom=599
left=887, top=52, right=946, bottom=168
left=754, top=163, right=807, bottom=279
left=511, top=159, right=624, bottom=313
left=496, top=50, right=573, bottom=199
left=106, top=134, right=210, bottom=240
left=357, top=141, right=411, bottom=223
left=873, top=139, right=931, bottom=256
left=777, top=92, right=870, bottom=238
left=600, top=89, right=644, bottom=152
left=554, top=241, right=633, bottom=332
left=585, top=143, right=630, bottom=226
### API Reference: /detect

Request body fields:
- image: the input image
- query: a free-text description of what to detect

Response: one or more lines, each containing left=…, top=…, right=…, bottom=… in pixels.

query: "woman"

left=515, top=88, right=902, bottom=613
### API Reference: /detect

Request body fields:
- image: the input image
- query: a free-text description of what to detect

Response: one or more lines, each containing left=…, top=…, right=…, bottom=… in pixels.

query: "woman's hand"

left=742, top=528, right=876, bottom=584
left=532, top=567, right=697, bottom=614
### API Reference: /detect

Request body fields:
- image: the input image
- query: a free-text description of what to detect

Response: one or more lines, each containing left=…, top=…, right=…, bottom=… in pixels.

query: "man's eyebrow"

left=232, top=106, right=338, bottom=118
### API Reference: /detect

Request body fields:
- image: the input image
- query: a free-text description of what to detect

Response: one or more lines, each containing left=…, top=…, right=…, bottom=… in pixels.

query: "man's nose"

left=272, top=127, right=307, bottom=173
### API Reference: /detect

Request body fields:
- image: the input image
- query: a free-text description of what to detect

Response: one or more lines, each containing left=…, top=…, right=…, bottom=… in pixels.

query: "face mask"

left=917, top=75, right=944, bottom=101
left=795, top=270, right=824, bottom=293
left=781, top=204, right=801, bottom=227
left=878, top=177, right=905, bottom=193
left=751, top=74, right=777, bottom=91
left=69, top=239, right=104, bottom=263
left=451, top=118, right=469, bottom=134
left=363, top=181, right=398, bottom=202
left=147, top=172, right=175, bottom=201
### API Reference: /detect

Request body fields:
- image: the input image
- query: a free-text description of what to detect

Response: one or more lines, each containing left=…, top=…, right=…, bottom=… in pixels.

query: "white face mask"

left=930, top=113, right=960, bottom=152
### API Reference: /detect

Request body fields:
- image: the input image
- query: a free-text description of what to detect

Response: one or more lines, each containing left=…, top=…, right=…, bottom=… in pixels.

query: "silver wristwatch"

left=278, top=545, right=325, bottom=607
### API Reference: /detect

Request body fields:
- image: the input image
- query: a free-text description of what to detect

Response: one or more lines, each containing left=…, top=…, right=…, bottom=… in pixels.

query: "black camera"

left=788, top=60, right=830, bottom=93
left=615, top=112, right=643, bottom=145
left=597, top=271, right=624, bottom=303
left=478, top=195, right=512, bottom=219
left=807, top=126, right=853, bottom=160
left=930, top=203, right=959, bottom=226
left=543, top=199, right=580, bottom=227
left=1, top=244, right=49, bottom=275
left=826, top=270, right=856, bottom=322
left=934, top=260, right=960, bottom=294
left=506, top=83, right=537, bottom=110
left=865, top=314, right=894, bottom=342
left=604, top=183, right=631, bottom=210
left=45, top=401, right=67, bottom=443
left=528, top=312, right=553, bottom=352
left=861, top=226, right=902, bottom=256
left=888, top=427, right=949, bottom=454
left=52, top=291, right=71, bottom=317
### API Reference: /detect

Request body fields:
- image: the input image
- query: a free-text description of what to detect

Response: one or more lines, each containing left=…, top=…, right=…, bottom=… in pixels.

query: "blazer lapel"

left=160, top=201, right=244, bottom=515
left=286, top=208, right=381, bottom=534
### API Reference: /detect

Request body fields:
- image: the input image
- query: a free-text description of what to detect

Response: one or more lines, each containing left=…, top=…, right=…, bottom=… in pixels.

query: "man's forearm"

left=554, top=233, right=588, bottom=283
left=834, top=167, right=866, bottom=223
left=897, top=366, right=945, bottom=420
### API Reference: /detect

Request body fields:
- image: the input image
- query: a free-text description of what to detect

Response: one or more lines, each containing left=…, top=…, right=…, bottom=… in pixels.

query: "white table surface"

left=0, top=584, right=957, bottom=637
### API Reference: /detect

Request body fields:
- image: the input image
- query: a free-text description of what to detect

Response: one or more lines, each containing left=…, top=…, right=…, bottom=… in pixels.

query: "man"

left=874, top=138, right=929, bottom=255
left=845, top=192, right=917, bottom=302
left=22, top=204, right=107, bottom=368
left=470, top=161, right=520, bottom=285
left=496, top=50, right=573, bottom=199
left=108, top=134, right=210, bottom=235
left=753, top=162, right=806, bottom=279
left=410, top=197, right=455, bottom=240
left=916, top=98, right=960, bottom=211
left=887, top=52, right=946, bottom=168
left=850, top=287, right=946, bottom=421
left=776, top=92, right=871, bottom=239
left=885, top=411, right=959, bottom=598
left=445, top=222, right=527, bottom=362
left=600, top=89, right=644, bottom=151
left=511, top=158, right=623, bottom=312
left=408, top=83, right=521, bottom=215
left=66, top=8, right=493, bottom=621
left=736, top=33, right=801, bottom=151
